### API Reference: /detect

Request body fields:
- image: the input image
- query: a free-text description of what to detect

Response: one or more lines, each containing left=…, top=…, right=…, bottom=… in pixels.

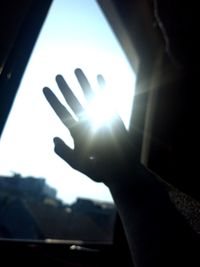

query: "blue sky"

left=0, top=0, right=136, bottom=204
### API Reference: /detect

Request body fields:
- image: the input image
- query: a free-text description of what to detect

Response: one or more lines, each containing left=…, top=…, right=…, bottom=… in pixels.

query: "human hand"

left=43, top=69, right=137, bottom=184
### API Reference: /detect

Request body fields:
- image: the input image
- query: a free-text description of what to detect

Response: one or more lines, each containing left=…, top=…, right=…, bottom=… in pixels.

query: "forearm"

left=108, top=166, right=199, bottom=267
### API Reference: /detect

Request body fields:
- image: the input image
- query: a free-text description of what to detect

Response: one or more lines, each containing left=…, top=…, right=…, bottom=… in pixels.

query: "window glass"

left=0, top=0, right=136, bottom=242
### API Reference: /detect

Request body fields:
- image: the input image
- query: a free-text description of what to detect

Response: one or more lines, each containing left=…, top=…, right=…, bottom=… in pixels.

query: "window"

left=0, top=0, right=136, bottom=242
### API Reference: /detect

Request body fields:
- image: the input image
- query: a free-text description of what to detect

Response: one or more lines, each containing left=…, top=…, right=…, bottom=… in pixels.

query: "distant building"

left=0, top=174, right=57, bottom=239
left=0, top=174, right=116, bottom=242
left=0, top=174, right=57, bottom=199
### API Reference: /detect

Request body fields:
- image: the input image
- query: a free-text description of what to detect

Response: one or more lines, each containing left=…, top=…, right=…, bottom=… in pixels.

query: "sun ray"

left=85, top=88, right=116, bottom=131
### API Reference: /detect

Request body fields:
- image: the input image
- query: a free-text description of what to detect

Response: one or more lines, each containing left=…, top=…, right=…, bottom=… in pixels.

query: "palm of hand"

left=43, top=69, right=133, bottom=183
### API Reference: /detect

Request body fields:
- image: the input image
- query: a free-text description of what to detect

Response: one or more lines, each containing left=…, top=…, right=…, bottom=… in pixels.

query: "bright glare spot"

left=85, top=90, right=116, bottom=130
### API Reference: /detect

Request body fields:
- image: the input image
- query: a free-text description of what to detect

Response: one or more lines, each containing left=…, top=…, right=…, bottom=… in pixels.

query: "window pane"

left=0, top=0, right=136, bottom=242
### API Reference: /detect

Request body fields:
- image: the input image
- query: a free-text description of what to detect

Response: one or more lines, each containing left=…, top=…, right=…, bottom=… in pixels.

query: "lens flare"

left=85, top=90, right=116, bottom=130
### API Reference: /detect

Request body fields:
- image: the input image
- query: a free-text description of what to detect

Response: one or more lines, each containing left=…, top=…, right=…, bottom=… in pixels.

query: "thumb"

left=53, top=137, right=77, bottom=169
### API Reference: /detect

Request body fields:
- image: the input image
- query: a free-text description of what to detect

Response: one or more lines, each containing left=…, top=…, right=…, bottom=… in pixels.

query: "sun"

left=85, top=90, right=116, bottom=131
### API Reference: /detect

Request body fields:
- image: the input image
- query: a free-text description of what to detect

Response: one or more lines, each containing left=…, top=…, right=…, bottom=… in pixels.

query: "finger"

left=56, top=75, right=84, bottom=118
left=97, top=74, right=106, bottom=90
left=74, top=68, right=95, bottom=102
left=43, top=87, right=76, bottom=129
left=53, top=137, right=78, bottom=170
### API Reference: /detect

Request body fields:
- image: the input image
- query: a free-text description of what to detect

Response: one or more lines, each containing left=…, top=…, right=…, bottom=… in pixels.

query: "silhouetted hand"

left=43, top=69, right=137, bottom=184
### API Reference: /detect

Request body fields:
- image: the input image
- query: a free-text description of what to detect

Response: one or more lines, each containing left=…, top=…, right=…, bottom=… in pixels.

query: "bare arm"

left=43, top=69, right=199, bottom=267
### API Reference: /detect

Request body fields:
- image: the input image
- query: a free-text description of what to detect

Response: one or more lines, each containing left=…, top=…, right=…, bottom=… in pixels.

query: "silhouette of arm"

left=43, top=69, right=199, bottom=267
